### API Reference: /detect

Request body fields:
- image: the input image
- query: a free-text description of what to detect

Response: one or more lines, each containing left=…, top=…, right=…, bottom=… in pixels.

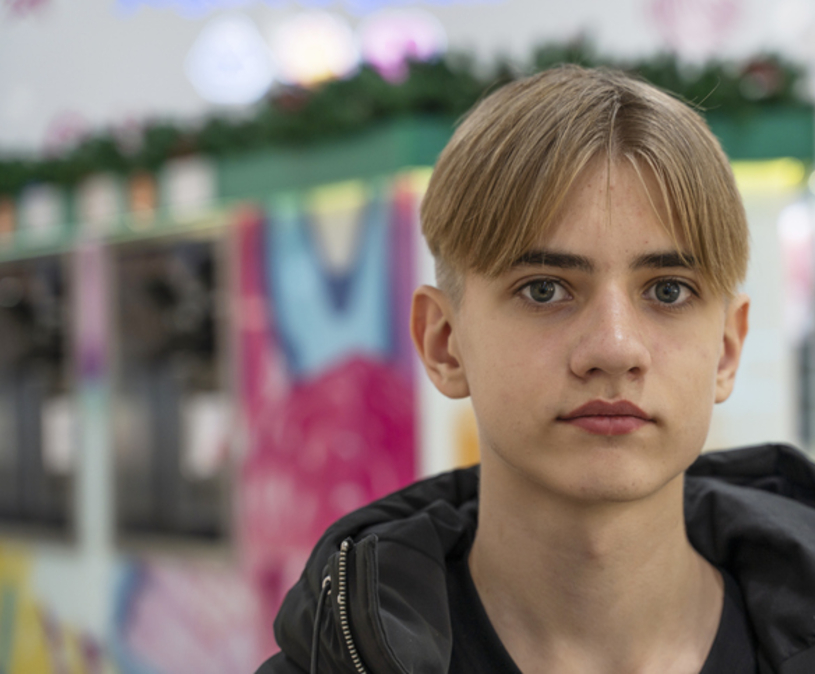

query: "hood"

left=685, top=444, right=815, bottom=674
left=274, top=443, right=815, bottom=674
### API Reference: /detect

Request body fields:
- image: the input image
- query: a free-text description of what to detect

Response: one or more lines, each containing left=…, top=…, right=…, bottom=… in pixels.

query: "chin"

left=524, top=448, right=692, bottom=506
left=484, top=432, right=701, bottom=506
left=568, top=477, right=675, bottom=504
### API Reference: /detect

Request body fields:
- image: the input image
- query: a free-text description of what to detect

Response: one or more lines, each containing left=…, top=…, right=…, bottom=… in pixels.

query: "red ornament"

left=4, top=0, right=50, bottom=18
left=649, top=0, right=742, bottom=58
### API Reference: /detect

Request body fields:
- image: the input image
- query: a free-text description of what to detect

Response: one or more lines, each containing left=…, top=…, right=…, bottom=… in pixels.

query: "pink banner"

left=234, top=180, right=418, bottom=650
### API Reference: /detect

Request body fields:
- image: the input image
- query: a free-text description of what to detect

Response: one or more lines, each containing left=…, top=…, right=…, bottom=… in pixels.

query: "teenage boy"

left=259, top=66, right=815, bottom=674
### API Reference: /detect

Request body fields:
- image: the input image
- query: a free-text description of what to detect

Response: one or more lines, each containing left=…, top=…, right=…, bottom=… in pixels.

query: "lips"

left=559, top=400, right=653, bottom=436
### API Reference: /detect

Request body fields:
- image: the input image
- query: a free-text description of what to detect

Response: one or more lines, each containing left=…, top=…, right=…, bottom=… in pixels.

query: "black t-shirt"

left=447, top=547, right=758, bottom=673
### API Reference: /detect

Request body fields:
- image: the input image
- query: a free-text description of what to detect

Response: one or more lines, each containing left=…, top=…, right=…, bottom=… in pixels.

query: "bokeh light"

left=359, top=8, right=447, bottom=82
left=185, top=13, right=275, bottom=106
left=272, top=11, right=360, bottom=88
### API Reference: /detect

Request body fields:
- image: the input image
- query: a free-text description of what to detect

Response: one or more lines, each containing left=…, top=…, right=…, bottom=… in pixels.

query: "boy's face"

left=413, top=158, right=749, bottom=503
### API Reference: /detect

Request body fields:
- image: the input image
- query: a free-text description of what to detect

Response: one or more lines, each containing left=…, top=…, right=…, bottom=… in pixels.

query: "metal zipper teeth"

left=337, top=539, right=368, bottom=674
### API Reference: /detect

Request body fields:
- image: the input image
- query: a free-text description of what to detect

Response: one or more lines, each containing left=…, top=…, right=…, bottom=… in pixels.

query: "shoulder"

left=685, top=442, right=815, bottom=558
left=685, top=443, right=815, bottom=543
left=685, top=442, right=815, bottom=672
left=303, top=464, right=481, bottom=577
left=273, top=465, right=481, bottom=672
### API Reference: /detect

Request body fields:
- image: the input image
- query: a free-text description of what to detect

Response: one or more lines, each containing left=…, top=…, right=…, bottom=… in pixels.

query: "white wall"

left=706, top=189, right=805, bottom=452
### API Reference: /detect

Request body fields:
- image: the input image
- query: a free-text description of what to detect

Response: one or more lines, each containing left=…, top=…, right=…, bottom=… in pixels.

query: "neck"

left=470, top=450, right=723, bottom=674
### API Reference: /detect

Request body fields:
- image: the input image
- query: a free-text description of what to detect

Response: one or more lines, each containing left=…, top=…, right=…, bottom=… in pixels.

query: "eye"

left=520, top=279, right=569, bottom=304
left=647, top=279, right=693, bottom=305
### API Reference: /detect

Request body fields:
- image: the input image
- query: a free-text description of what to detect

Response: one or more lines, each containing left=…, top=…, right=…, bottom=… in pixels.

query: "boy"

left=259, top=66, right=815, bottom=673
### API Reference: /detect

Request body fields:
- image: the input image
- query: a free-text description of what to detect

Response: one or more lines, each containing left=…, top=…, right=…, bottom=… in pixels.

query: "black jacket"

left=257, top=443, right=815, bottom=674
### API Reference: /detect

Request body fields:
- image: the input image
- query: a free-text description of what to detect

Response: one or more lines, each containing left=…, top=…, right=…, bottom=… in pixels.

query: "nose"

left=569, top=288, right=652, bottom=380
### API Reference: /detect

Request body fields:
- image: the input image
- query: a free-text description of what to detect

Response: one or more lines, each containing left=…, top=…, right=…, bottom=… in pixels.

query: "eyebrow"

left=511, top=250, right=594, bottom=272
left=631, top=252, right=697, bottom=271
left=511, top=249, right=697, bottom=273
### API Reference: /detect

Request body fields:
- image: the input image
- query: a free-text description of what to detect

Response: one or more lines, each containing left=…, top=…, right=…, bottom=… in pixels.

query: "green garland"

left=0, top=41, right=809, bottom=196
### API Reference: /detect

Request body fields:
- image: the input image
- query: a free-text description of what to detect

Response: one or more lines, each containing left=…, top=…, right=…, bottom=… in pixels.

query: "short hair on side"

left=420, top=65, right=749, bottom=301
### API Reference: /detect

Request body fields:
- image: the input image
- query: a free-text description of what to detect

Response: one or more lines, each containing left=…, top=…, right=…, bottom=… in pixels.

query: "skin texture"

left=411, top=158, right=750, bottom=674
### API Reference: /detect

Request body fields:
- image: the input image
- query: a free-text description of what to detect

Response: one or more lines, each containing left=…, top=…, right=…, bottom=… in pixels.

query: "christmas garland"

left=0, top=41, right=809, bottom=196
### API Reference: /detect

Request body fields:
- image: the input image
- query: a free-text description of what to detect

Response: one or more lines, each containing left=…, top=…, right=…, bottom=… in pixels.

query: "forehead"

left=525, top=158, right=683, bottom=260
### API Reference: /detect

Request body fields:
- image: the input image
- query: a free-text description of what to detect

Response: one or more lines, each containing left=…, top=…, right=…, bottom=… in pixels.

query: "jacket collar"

left=276, top=443, right=815, bottom=674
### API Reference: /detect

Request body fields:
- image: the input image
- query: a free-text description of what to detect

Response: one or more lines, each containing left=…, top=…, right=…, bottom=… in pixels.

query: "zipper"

left=310, top=575, right=331, bottom=674
left=337, top=538, right=369, bottom=674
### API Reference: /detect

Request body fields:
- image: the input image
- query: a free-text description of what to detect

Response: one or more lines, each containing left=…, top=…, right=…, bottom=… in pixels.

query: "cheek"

left=657, top=335, right=719, bottom=379
left=463, top=318, right=567, bottom=415
left=653, top=330, right=720, bottom=427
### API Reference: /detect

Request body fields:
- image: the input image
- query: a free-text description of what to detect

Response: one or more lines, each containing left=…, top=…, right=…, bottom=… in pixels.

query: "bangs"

left=421, top=66, right=748, bottom=299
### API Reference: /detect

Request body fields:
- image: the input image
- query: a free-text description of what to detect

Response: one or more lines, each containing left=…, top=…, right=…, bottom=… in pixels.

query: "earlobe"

left=410, top=285, right=470, bottom=399
left=715, top=293, right=750, bottom=404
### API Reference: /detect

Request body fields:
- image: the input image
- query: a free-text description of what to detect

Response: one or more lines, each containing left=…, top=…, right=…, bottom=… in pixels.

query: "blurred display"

left=113, top=237, right=229, bottom=542
left=0, top=255, right=72, bottom=532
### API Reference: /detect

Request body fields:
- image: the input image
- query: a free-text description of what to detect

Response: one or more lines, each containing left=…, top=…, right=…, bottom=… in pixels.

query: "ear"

left=410, top=285, right=470, bottom=399
left=715, top=293, right=750, bottom=404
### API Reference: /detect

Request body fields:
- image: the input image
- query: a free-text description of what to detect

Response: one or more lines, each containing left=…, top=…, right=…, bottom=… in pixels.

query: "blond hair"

left=421, top=65, right=749, bottom=299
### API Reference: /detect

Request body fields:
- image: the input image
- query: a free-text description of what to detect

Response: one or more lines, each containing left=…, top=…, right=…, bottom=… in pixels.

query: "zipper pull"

left=310, top=573, right=332, bottom=674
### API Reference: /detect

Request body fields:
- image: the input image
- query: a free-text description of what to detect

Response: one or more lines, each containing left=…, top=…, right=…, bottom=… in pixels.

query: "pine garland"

left=0, top=42, right=809, bottom=196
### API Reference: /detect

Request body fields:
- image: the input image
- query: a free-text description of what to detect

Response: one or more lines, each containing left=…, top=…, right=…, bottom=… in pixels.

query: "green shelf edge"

left=707, top=107, right=814, bottom=161
left=217, top=115, right=457, bottom=202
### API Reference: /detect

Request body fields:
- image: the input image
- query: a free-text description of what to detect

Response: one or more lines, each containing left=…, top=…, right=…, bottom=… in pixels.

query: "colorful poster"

left=235, top=175, right=419, bottom=648
left=113, top=560, right=264, bottom=674
left=0, top=545, right=116, bottom=674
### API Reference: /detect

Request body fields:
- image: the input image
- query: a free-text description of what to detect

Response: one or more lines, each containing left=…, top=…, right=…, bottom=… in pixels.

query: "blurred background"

left=1, top=0, right=815, bottom=671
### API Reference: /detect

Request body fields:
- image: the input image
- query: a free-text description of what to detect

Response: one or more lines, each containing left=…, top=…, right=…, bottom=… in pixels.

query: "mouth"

left=558, top=400, right=653, bottom=436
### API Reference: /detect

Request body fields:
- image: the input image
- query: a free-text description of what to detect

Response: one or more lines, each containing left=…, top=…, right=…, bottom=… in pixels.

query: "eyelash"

left=516, top=276, right=699, bottom=310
